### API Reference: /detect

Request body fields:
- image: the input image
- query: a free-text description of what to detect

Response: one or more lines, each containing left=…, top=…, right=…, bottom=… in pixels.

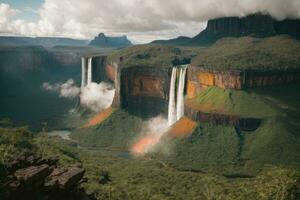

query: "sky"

left=0, top=0, right=300, bottom=43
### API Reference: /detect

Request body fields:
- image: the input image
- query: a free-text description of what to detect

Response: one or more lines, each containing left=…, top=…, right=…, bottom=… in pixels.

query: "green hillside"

left=191, top=36, right=300, bottom=70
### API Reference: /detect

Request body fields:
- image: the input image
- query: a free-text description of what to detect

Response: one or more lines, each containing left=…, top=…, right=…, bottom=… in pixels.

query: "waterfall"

left=81, top=57, right=86, bottom=87
left=168, top=65, right=188, bottom=126
left=87, top=57, right=92, bottom=85
left=168, top=67, right=177, bottom=126
left=176, top=66, right=187, bottom=120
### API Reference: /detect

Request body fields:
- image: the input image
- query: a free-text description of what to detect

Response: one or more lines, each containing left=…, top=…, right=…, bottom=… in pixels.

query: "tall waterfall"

left=87, top=57, right=93, bottom=85
left=168, top=65, right=188, bottom=126
left=81, top=57, right=86, bottom=87
left=168, top=67, right=177, bottom=126
left=176, top=67, right=187, bottom=120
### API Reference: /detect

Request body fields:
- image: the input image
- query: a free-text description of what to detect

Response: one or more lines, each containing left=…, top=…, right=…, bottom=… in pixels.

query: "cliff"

left=186, top=65, right=300, bottom=97
left=151, top=36, right=191, bottom=45
left=152, top=14, right=300, bottom=45
left=118, top=66, right=171, bottom=116
left=273, top=19, right=300, bottom=39
left=190, top=14, right=276, bottom=45
left=89, top=33, right=132, bottom=48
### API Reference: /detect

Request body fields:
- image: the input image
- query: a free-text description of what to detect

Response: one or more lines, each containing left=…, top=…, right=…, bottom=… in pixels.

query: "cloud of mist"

left=80, top=82, right=115, bottom=112
left=42, top=79, right=80, bottom=98
left=1, top=0, right=300, bottom=43
left=131, top=116, right=169, bottom=156
left=42, top=79, right=115, bottom=112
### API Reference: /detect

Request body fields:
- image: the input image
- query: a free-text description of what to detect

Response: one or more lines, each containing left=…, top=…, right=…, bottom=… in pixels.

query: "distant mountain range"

left=0, top=36, right=89, bottom=47
left=152, top=14, right=300, bottom=45
left=89, top=33, right=132, bottom=48
left=0, top=33, right=133, bottom=48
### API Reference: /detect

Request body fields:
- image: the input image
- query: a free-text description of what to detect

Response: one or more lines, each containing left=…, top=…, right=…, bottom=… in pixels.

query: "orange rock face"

left=105, top=64, right=115, bottom=82
left=131, top=76, right=165, bottom=98
left=84, top=107, right=114, bottom=127
left=186, top=80, right=198, bottom=98
left=167, top=117, right=198, bottom=138
left=197, top=72, right=215, bottom=86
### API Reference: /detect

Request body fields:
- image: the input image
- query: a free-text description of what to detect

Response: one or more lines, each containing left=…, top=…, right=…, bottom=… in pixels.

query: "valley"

left=1, top=13, right=300, bottom=200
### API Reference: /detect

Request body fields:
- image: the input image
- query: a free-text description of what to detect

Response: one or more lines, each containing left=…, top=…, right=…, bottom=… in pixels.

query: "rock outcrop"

left=89, top=33, right=132, bottom=48
left=2, top=155, right=86, bottom=200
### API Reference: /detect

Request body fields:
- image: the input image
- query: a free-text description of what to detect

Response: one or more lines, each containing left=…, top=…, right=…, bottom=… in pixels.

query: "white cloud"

left=42, top=79, right=80, bottom=98
left=0, top=0, right=300, bottom=43
left=80, top=82, right=115, bottom=112
left=42, top=79, right=115, bottom=112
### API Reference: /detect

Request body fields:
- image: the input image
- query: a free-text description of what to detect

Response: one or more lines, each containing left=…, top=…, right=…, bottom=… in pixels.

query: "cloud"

left=80, top=82, right=115, bottom=112
left=1, top=0, right=300, bottom=42
left=42, top=79, right=115, bottom=112
left=42, top=79, right=80, bottom=98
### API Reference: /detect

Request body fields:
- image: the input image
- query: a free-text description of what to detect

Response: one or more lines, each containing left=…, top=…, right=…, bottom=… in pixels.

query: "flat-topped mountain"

left=152, top=14, right=300, bottom=45
left=89, top=33, right=132, bottom=48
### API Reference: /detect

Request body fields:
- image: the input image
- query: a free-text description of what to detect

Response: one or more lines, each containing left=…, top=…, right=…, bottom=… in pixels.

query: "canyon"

left=86, top=54, right=299, bottom=130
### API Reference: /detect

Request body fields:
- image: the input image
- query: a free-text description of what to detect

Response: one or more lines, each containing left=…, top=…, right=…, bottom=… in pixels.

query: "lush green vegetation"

left=156, top=84, right=300, bottom=175
left=107, top=44, right=201, bottom=68
left=107, top=36, right=300, bottom=71
left=188, top=86, right=281, bottom=118
left=1, top=113, right=299, bottom=200
left=71, top=110, right=143, bottom=149
left=191, top=36, right=300, bottom=70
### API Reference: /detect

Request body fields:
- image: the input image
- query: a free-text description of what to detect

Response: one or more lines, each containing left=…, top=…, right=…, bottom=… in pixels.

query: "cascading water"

left=81, top=57, right=86, bottom=87
left=168, top=65, right=188, bottom=126
left=87, top=57, right=93, bottom=85
left=176, top=66, right=187, bottom=120
left=168, top=67, right=177, bottom=126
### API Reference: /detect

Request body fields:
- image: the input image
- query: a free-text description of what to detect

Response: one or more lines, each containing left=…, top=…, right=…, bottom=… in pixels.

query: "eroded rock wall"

left=187, top=65, right=300, bottom=98
left=185, top=104, right=261, bottom=131
left=119, top=66, right=171, bottom=116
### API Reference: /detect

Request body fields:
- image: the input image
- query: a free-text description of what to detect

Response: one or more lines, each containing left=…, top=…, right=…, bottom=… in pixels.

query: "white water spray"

left=87, top=57, right=92, bottom=85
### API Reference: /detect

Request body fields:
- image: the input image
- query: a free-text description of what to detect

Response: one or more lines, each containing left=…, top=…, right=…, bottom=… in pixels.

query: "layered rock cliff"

left=190, top=14, right=276, bottom=45
left=186, top=65, right=300, bottom=98
left=118, top=66, right=171, bottom=116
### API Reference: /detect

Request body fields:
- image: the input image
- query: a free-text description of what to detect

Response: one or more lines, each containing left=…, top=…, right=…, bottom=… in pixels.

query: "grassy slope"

left=186, top=86, right=281, bottom=118
left=161, top=84, right=300, bottom=174
left=191, top=35, right=300, bottom=70
left=71, top=110, right=143, bottom=149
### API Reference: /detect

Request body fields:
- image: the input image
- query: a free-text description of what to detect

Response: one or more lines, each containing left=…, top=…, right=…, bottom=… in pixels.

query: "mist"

left=131, top=116, right=169, bottom=156
left=80, top=82, right=115, bottom=112
left=42, top=79, right=115, bottom=112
